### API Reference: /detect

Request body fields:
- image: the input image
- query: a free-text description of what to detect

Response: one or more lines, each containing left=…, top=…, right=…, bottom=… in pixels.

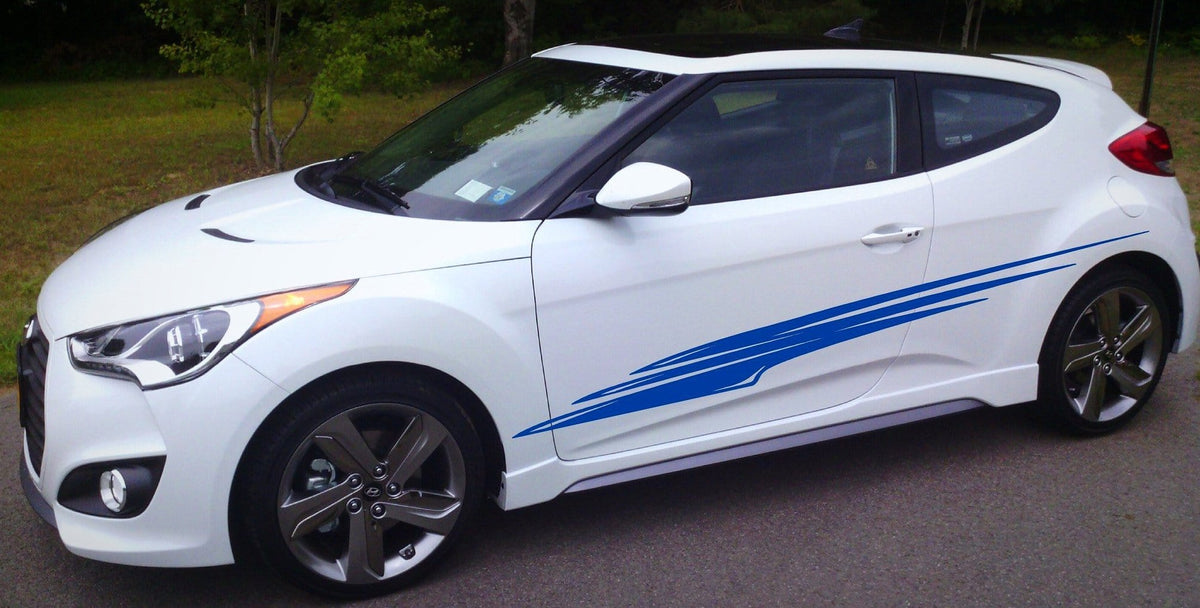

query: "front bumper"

left=20, top=455, right=55, bottom=527
left=19, top=330, right=289, bottom=567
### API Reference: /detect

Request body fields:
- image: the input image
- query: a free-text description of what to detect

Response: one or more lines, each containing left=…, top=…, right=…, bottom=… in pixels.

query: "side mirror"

left=595, top=162, right=691, bottom=212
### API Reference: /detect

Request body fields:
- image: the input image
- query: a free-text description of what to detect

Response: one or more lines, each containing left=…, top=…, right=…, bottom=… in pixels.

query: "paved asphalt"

left=2, top=345, right=1197, bottom=607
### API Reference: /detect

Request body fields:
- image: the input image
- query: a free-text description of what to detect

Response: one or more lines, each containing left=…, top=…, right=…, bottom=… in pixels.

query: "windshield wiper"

left=316, top=151, right=362, bottom=186
left=329, top=174, right=411, bottom=215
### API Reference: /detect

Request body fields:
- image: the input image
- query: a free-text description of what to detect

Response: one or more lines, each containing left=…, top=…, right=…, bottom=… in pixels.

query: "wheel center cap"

left=363, top=484, right=382, bottom=499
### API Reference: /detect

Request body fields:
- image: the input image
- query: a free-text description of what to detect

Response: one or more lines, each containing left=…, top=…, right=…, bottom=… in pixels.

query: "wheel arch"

left=1074, top=251, right=1184, bottom=348
left=227, top=361, right=507, bottom=563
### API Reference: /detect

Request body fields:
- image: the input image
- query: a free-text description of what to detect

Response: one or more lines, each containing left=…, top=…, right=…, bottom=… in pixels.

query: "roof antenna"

left=824, top=18, right=864, bottom=42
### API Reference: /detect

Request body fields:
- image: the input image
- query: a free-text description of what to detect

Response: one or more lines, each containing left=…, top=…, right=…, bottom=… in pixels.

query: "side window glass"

left=918, top=73, right=1060, bottom=169
left=624, top=78, right=897, bottom=205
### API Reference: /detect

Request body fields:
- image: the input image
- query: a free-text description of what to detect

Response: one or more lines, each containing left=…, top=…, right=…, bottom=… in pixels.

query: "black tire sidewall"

left=1037, top=266, right=1171, bottom=434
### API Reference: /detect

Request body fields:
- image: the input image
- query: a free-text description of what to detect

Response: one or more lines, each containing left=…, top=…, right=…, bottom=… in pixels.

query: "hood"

left=38, top=170, right=539, bottom=338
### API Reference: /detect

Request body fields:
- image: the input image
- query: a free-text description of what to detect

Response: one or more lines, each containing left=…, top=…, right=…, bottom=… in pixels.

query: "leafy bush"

left=676, top=0, right=875, bottom=36
left=1070, top=35, right=1105, bottom=50
left=1046, top=34, right=1071, bottom=48
left=677, top=7, right=758, bottom=34
left=1184, top=29, right=1200, bottom=55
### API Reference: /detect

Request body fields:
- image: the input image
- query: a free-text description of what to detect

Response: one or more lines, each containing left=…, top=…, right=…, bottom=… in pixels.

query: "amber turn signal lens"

left=251, top=282, right=355, bottom=333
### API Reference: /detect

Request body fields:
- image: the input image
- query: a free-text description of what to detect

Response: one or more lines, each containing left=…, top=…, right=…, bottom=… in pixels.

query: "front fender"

left=231, top=259, right=555, bottom=485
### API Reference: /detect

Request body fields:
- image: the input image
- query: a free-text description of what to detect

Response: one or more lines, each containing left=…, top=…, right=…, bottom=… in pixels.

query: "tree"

left=502, top=0, right=535, bottom=66
left=144, top=0, right=456, bottom=170
left=960, top=0, right=1022, bottom=50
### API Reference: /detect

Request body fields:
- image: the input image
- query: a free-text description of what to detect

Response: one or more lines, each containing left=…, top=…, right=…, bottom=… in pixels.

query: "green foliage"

left=676, top=8, right=759, bottom=34
left=142, top=0, right=457, bottom=168
left=309, top=4, right=459, bottom=119
left=676, top=0, right=876, bottom=36
left=1070, top=34, right=1105, bottom=50
left=1182, top=29, right=1200, bottom=56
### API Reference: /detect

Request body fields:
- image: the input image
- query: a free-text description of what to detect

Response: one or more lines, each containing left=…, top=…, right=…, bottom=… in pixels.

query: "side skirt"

left=563, top=399, right=986, bottom=494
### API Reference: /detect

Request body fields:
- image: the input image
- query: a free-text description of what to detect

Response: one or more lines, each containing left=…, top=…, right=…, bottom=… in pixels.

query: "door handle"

left=861, top=226, right=924, bottom=246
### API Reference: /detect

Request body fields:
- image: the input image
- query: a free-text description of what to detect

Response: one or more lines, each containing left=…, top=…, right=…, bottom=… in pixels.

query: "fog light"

left=99, top=469, right=128, bottom=513
left=58, top=457, right=165, bottom=518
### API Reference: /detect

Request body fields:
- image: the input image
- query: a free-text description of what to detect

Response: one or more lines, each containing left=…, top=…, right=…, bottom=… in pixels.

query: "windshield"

left=331, top=58, right=673, bottom=220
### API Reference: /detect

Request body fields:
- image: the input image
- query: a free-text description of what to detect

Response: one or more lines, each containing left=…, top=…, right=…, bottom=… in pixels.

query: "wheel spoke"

left=279, top=481, right=356, bottom=539
left=1062, top=339, right=1105, bottom=374
left=377, top=492, right=462, bottom=536
left=276, top=398, right=472, bottom=587
left=1093, top=290, right=1122, bottom=339
left=385, top=414, right=449, bottom=488
left=342, top=509, right=387, bottom=583
left=1110, top=360, right=1151, bottom=400
left=313, top=415, right=379, bottom=476
left=1116, top=305, right=1159, bottom=355
left=1075, top=365, right=1108, bottom=421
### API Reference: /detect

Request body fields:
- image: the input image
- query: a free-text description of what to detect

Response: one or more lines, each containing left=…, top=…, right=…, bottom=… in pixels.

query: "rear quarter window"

left=917, top=73, right=1060, bottom=170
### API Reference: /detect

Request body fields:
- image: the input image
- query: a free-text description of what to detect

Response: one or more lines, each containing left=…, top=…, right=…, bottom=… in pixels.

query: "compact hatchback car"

left=18, top=34, right=1200, bottom=597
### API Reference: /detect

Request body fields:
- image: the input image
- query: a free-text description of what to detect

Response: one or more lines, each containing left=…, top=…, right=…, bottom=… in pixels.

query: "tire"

left=1036, top=266, right=1171, bottom=434
left=234, top=371, right=485, bottom=598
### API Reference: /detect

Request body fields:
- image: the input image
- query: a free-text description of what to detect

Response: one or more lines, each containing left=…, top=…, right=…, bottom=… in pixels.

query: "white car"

left=17, top=35, right=1200, bottom=597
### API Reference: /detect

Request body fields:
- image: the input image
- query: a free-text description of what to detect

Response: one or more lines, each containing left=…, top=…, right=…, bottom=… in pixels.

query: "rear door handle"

left=861, top=226, right=924, bottom=246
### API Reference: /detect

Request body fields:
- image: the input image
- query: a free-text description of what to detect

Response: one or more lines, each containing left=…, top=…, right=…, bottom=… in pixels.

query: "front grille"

left=17, top=316, right=49, bottom=476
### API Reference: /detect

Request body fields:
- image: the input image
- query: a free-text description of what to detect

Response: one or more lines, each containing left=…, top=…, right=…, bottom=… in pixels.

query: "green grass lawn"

left=1, top=45, right=1198, bottom=384
left=0, top=78, right=465, bottom=383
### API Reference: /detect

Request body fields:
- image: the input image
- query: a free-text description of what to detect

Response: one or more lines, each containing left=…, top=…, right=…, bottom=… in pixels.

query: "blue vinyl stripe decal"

left=515, top=232, right=1146, bottom=438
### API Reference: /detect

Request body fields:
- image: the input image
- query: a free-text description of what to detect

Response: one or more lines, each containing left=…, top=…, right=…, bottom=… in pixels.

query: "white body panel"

left=531, top=175, right=933, bottom=458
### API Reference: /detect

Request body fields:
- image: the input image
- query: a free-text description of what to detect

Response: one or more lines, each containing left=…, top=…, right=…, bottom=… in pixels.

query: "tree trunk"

left=264, top=0, right=283, bottom=170
left=502, top=0, right=535, bottom=66
left=961, top=0, right=976, bottom=50
left=938, top=0, right=949, bottom=46
left=246, top=0, right=266, bottom=168
left=249, top=102, right=265, bottom=168
left=972, top=0, right=985, bottom=50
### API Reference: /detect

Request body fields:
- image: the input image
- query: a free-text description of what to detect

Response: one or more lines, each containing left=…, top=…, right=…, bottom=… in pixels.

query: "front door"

left=525, top=75, right=934, bottom=459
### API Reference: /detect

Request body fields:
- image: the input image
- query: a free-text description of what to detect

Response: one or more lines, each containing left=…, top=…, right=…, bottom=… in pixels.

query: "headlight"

left=69, top=282, right=354, bottom=389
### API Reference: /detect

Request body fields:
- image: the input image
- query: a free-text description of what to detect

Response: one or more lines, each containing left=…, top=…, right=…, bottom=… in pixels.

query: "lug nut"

left=371, top=504, right=387, bottom=519
left=372, top=465, right=387, bottom=479
left=386, top=483, right=401, bottom=497
left=348, top=474, right=363, bottom=488
left=347, top=498, right=363, bottom=514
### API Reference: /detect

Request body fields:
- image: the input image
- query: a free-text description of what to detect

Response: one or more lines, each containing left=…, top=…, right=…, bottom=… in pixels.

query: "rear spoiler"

left=994, top=54, right=1113, bottom=89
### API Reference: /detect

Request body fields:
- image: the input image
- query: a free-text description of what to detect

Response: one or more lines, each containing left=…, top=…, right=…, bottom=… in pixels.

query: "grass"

left=0, top=78, right=464, bottom=383
left=1, top=45, right=1198, bottom=384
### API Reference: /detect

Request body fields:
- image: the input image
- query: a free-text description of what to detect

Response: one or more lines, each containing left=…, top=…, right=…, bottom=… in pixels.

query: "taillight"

left=1109, top=122, right=1175, bottom=176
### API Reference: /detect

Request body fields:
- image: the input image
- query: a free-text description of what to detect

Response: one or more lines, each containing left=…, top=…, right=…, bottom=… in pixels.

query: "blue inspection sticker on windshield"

left=488, top=186, right=517, bottom=204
